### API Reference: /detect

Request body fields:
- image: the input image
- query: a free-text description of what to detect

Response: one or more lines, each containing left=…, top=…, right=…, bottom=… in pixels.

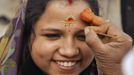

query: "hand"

left=80, top=8, right=133, bottom=75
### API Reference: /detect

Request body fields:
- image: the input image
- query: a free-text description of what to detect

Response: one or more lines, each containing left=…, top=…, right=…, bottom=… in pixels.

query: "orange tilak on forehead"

left=60, top=16, right=76, bottom=25
left=60, top=16, right=76, bottom=32
left=65, top=17, right=75, bottom=24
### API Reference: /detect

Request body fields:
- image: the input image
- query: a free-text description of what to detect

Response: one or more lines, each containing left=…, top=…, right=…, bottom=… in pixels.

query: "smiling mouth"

left=56, top=60, right=78, bottom=67
left=54, top=60, right=80, bottom=72
left=52, top=59, right=82, bottom=73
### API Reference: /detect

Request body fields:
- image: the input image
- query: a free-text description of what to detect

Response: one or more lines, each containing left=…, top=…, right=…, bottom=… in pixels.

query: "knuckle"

left=86, top=38, right=95, bottom=45
left=126, top=35, right=133, bottom=44
left=122, top=33, right=133, bottom=44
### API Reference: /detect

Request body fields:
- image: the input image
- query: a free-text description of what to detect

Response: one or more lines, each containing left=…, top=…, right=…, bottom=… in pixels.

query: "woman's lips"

left=53, top=60, right=81, bottom=71
left=56, top=60, right=77, bottom=67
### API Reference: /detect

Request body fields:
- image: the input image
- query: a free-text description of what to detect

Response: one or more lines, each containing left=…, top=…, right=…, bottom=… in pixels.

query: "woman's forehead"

left=42, top=0, right=90, bottom=21
left=46, top=0, right=90, bottom=12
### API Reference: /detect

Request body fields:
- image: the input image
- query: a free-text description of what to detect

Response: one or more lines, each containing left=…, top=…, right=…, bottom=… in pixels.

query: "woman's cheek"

left=31, top=40, right=50, bottom=57
left=31, top=37, right=59, bottom=59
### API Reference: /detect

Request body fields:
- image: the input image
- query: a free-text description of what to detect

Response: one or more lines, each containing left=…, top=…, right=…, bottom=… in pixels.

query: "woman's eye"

left=43, top=34, right=61, bottom=40
left=77, top=34, right=85, bottom=41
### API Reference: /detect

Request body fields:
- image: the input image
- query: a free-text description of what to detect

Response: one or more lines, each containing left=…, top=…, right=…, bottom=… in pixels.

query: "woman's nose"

left=59, top=47, right=79, bottom=58
left=59, top=38, right=80, bottom=58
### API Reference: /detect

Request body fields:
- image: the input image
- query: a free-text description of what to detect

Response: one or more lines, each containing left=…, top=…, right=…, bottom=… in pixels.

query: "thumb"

left=85, top=27, right=104, bottom=52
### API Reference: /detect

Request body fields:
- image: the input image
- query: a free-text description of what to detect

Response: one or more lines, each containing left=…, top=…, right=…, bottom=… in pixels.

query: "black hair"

left=18, top=0, right=99, bottom=75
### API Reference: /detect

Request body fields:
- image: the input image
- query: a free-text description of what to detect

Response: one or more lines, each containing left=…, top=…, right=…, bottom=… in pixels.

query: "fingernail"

left=85, top=27, right=89, bottom=35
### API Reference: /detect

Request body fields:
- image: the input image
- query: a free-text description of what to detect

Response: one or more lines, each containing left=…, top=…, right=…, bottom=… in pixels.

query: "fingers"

left=80, top=8, right=125, bottom=42
left=84, top=27, right=104, bottom=51
left=92, top=15, right=106, bottom=26
left=81, top=8, right=133, bottom=49
left=80, top=8, right=106, bottom=26
left=80, top=8, right=94, bottom=23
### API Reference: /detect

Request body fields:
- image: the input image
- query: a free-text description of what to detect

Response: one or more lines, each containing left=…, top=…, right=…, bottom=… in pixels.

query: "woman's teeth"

left=56, top=61, right=77, bottom=67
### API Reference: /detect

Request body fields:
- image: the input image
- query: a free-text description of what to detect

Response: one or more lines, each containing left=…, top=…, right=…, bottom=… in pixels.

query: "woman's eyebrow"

left=40, top=28, right=62, bottom=32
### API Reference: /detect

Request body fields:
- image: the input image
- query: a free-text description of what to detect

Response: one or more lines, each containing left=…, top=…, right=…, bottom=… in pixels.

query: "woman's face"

left=30, top=1, right=94, bottom=75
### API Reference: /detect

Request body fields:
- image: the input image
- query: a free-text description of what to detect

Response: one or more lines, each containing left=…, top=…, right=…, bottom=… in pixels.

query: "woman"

left=18, top=0, right=132, bottom=75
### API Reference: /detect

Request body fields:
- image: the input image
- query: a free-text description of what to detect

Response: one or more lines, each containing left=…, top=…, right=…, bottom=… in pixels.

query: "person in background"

left=122, top=47, right=134, bottom=75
